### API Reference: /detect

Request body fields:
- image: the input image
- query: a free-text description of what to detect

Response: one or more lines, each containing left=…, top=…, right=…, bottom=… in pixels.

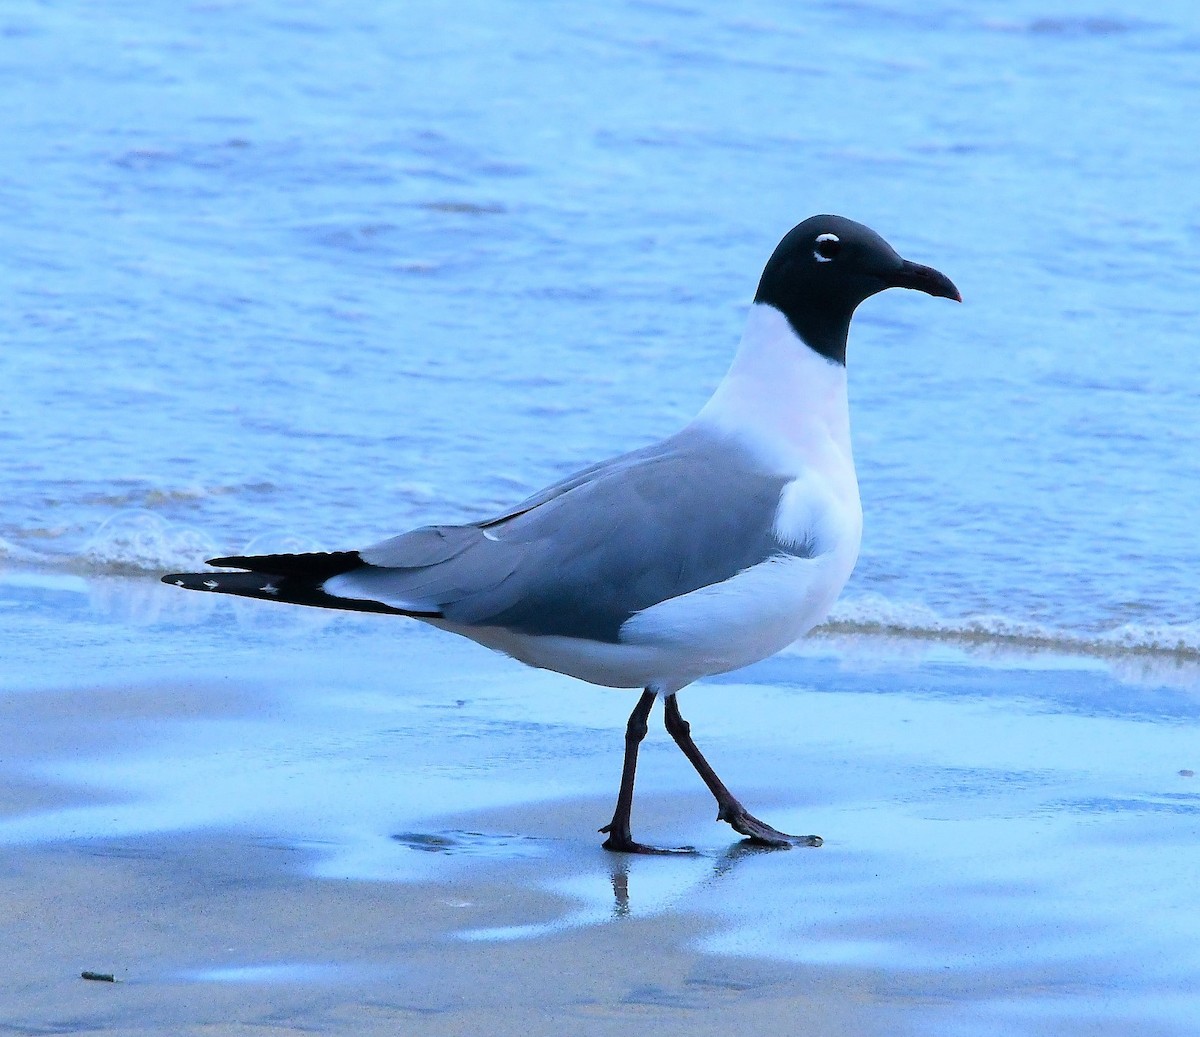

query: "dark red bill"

left=890, top=259, right=962, bottom=302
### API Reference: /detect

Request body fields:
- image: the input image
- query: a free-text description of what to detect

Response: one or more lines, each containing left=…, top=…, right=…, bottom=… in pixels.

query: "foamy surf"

left=816, top=593, right=1200, bottom=659
left=79, top=511, right=221, bottom=574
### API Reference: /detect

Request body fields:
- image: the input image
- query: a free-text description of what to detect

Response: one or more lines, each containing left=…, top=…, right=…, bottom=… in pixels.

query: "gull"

left=164, top=215, right=959, bottom=853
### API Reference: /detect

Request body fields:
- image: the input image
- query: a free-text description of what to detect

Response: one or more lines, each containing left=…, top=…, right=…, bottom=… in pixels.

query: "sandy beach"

left=2, top=573, right=1198, bottom=1036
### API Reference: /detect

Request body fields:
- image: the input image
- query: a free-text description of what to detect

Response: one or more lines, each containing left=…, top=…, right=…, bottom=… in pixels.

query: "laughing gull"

left=164, top=215, right=959, bottom=853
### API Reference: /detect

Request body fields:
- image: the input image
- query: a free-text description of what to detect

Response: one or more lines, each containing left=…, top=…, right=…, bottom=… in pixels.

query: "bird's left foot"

left=720, top=806, right=822, bottom=848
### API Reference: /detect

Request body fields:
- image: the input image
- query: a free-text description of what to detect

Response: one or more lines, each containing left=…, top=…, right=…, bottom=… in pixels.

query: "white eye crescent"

left=814, top=233, right=841, bottom=262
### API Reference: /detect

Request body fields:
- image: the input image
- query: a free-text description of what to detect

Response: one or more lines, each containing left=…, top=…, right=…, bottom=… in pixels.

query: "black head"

left=753, top=215, right=960, bottom=365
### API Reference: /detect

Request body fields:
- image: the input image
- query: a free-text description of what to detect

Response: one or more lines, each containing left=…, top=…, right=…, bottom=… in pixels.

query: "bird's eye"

left=813, top=233, right=841, bottom=262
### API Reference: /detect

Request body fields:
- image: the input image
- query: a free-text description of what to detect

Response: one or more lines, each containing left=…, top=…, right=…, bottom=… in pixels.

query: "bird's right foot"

left=599, top=825, right=695, bottom=855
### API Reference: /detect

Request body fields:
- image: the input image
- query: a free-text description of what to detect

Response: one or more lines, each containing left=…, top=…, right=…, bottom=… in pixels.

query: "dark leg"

left=662, top=693, right=822, bottom=848
left=600, top=690, right=690, bottom=854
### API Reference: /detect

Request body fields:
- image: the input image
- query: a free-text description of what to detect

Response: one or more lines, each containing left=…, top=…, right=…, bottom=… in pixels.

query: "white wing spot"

left=174, top=580, right=184, bottom=587
left=203, top=580, right=219, bottom=590
left=261, top=583, right=279, bottom=595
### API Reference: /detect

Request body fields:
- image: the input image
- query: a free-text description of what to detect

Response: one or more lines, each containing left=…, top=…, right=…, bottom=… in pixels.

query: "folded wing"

left=165, top=429, right=811, bottom=642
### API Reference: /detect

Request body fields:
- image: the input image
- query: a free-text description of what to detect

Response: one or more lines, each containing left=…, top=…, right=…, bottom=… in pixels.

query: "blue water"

left=3, top=0, right=1200, bottom=653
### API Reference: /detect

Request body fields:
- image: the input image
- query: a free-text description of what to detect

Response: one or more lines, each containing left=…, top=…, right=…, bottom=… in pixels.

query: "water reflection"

left=590, top=837, right=794, bottom=922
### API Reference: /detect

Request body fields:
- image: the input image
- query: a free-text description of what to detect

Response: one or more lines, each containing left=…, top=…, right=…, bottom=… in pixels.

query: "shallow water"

left=2, top=0, right=1199, bottom=653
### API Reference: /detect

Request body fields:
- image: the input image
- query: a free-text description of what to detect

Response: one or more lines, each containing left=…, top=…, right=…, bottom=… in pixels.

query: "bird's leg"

left=662, top=693, right=821, bottom=848
left=600, top=689, right=691, bottom=855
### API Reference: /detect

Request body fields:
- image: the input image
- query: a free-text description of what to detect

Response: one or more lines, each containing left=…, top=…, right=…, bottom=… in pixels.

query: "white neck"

left=693, top=303, right=853, bottom=474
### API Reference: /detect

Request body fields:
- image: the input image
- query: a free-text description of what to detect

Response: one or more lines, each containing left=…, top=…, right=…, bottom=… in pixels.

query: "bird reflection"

left=606, top=839, right=778, bottom=919
left=609, top=859, right=630, bottom=917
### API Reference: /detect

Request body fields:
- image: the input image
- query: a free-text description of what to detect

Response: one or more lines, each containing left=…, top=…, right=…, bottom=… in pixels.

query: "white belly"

left=432, top=542, right=859, bottom=694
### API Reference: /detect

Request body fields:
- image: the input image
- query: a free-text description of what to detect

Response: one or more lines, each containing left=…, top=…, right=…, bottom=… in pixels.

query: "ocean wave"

left=79, top=510, right=221, bottom=574
left=69, top=512, right=331, bottom=575
left=0, top=536, right=47, bottom=565
left=818, top=594, right=1200, bottom=659
left=73, top=482, right=276, bottom=510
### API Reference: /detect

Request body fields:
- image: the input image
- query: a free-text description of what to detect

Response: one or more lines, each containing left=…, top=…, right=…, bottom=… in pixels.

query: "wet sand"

left=5, top=831, right=908, bottom=1037
left=2, top=574, right=1199, bottom=1035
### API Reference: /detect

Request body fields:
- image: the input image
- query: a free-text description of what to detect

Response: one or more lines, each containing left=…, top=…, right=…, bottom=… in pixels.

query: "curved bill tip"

left=892, top=259, right=962, bottom=303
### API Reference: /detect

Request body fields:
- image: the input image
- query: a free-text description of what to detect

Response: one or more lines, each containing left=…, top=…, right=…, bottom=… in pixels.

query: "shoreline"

left=4, top=567, right=1200, bottom=682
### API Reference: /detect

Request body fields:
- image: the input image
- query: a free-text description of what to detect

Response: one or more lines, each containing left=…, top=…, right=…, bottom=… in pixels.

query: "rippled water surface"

left=3, top=0, right=1200, bottom=650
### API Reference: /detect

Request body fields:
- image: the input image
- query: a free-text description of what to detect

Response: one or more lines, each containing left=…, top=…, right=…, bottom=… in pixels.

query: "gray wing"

left=332, top=428, right=801, bottom=643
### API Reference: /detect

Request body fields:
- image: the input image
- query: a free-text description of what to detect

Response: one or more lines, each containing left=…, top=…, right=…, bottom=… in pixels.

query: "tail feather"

left=162, top=552, right=442, bottom=618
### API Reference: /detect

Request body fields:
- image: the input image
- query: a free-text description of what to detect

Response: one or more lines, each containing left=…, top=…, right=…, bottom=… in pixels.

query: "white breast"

left=616, top=303, right=864, bottom=688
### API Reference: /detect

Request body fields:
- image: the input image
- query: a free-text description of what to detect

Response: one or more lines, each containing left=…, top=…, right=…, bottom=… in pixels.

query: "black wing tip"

left=202, top=550, right=364, bottom=579
left=205, top=555, right=248, bottom=569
